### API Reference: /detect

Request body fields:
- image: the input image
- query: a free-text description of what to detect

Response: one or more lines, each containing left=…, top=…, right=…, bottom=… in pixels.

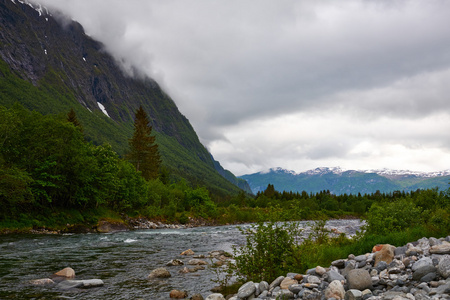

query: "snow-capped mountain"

left=240, top=167, right=450, bottom=195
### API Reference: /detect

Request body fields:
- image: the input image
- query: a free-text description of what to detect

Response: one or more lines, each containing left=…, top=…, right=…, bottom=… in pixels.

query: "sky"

left=32, top=0, right=450, bottom=176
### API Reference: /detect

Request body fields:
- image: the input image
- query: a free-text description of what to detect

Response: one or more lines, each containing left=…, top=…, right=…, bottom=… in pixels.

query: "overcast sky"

left=33, top=0, right=450, bottom=175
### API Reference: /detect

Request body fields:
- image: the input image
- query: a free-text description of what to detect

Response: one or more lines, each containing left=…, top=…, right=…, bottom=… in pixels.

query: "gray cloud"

left=32, top=0, right=450, bottom=175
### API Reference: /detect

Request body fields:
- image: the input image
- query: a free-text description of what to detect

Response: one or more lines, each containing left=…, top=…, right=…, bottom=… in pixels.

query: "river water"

left=0, top=219, right=364, bottom=299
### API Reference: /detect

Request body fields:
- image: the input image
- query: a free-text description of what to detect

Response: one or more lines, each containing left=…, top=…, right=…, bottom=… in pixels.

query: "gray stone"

left=238, top=281, right=256, bottom=299
left=429, top=241, right=450, bottom=254
left=434, top=282, right=450, bottom=294
left=394, top=246, right=407, bottom=257
left=166, top=259, right=184, bottom=266
left=332, top=259, right=346, bottom=268
left=325, top=280, right=345, bottom=300
left=419, top=272, right=436, bottom=282
left=205, top=294, right=225, bottom=300
left=325, top=269, right=345, bottom=283
left=269, top=276, right=284, bottom=289
left=412, top=257, right=433, bottom=272
left=342, top=260, right=358, bottom=277
left=412, top=265, right=437, bottom=281
left=259, top=281, right=269, bottom=292
left=56, top=279, right=104, bottom=290
left=429, top=237, right=441, bottom=246
left=307, top=275, right=321, bottom=284
left=288, top=283, right=302, bottom=294
left=187, top=259, right=208, bottom=265
left=382, top=291, right=407, bottom=300
left=355, top=255, right=367, bottom=262
left=277, top=289, right=295, bottom=299
left=375, top=261, right=388, bottom=272
left=347, top=269, right=372, bottom=291
left=345, top=289, right=362, bottom=300
left=437, top=255, right=450, bottom=278
left=29, top=278, right=55, bottom=285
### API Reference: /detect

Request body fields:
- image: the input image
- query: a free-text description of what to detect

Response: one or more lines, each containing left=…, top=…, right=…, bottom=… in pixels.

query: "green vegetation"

left=225, top=186, right=449, bottom=284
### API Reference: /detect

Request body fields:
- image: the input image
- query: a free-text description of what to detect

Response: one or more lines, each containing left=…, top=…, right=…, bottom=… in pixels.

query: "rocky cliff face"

left=0, top=0, right=251, bottom=195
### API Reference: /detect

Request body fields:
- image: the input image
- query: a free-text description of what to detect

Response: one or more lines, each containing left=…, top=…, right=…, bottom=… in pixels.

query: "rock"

left=54, top=267, right=75, bottom=278
left=277, top=289, right=294, bottom=299
left=325, top=269, right=345, bottom=283
left=307, top=275, right=321, bottom=284
left=269, top=276, right=285, bottom=289
left=170, top=289, right=188, bottom=299
left=29, top=278, right=55, bottom=285
left=437, top=255, right=450, bottom=278
left=434, top=282, right=450, bottom=295
left=237, top=281, right=256, bottom=299
left=316, top=266, right=327, bottom=276
left=374, top=244, right=396, bottom=267
left=190, top=294, right=204, bottom=300
left=332, top=259, right=346, bottom=268
left=56, top=279, right=104, bottom=290
left=167, top=259, right=184, bottom=266
left=412, top=265, right=437, bottom=281
left=187, top=259, right=208, bottom=265
left=294, top=274, right=304, bottom=281
left=259, top=280, right=269, bottom=292
left=345, top=289, right=362, bottom=300
left=325, top=280, right=345, bottom=299
left=181, top=249, right=195, bottom=255
left=148, top=267, right=171, bottom=279
left=412, top=257, right=433, bottom=272
left=179, top=267, right=190, bottom=274
left=280, top=277, right=298, bottom=289
left=347, top=269, right=372, bottom=291
left=205, top=294, right=225, bottom=300
left=288, top=283, right=302, bottom=294
left=96, top=220, right=128, bottom=233
left=430, top=241, right=450, bottom=254
left=375, top=261, right=388, bottom=272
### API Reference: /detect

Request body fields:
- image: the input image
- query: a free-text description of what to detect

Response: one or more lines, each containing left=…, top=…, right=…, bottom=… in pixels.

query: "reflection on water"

left=0, top=219, right=364, bottom=299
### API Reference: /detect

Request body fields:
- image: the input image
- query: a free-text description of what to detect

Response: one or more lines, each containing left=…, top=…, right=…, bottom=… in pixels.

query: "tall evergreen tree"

left=67, top=108, right=82, bottom=131
left=127, top=106, right=161, bottom=180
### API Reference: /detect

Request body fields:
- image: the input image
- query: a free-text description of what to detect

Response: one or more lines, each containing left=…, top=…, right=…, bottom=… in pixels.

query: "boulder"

left=325, top=269, right=345, bottom=283
left=269, top=276, right=285, bottom=289
left=259, top=280, right=269, bottom=292
left=187, top=259, right=208, bottom=265
left=181, top=249, right=195, bottom=255
left=96, top=220, right=128, bottom=233
left=347, top=269, right=372, bottom=291
left=374, top=244, right=396, bottom=267
left=205, top=294, right=225, bottom=300
left=167, top=259, right=184, bottom=266
left=148, top=267, right=171, bottom=279
left=307, top=275, right=321, bottom=284
left=345, top=289, right=362, bottom=300
left=190, top=294, right=204, bottom=300
left=316, top=266, right=327, bottom=276
left=170, top=289, right=188, bottom=299
left=56, top=279, right=104, bottom=290
left=288, top=283, right=302, bottom=294
left=430, top=241, right=450, bottom=254
left=29, top=278, right=55, bottom=285
left=276, top=289, right=294, bottom=299
left=54, top=267, right=75, bottom=278
left=412, top=265, right=437, bottom=281
left=237, top=281, right=256, bottom=299
left=325, top=280, right=345, bottom=299
left=280, top=277, right=298, bottom=289
left=437, top=255, right=450, bottom=278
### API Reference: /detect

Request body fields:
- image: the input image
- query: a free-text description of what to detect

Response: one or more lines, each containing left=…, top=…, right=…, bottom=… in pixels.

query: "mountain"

left=0, top=0, right=251, bottom=195
left=240, top=167, right=450, bottom=195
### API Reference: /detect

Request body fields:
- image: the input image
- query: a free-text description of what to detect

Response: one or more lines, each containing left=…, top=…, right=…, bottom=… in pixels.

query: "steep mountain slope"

left=0, top=0, right=251, bottom=195
left=240, top=167, right=450, bottom=195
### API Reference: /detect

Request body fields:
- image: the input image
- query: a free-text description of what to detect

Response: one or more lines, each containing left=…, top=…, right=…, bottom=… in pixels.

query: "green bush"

left=232, top=222, right=300, bottom=282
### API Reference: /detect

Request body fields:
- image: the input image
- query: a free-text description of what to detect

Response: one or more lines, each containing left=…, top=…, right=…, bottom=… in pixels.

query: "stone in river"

left=187, top=259, right=208, bottom=265
left=54, top=267, right=75, bottom=278
left=169, top=289, right=188, bottom=298
left=29, top=278, right=55, bottom=285
left=181, top=249, right=195, bottom=255
left=167, top=259, right=184, bottom=266
left=205, top=294, right=225, bottom=300
left=148, top=267, right=171, bottom=279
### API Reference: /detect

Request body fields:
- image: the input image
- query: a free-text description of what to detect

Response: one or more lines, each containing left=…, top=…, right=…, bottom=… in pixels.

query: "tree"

left=126, top=106, right=161, bottom=180
left=67, top=108, right=83, bottom=131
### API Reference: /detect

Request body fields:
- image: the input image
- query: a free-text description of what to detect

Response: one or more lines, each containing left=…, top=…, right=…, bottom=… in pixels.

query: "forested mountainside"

left=241, top=167, right=450, bottom=195
left=0, top=0, right=251, bottom=195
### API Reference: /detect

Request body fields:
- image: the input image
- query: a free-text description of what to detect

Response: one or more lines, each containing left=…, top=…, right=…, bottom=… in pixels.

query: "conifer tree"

left=127, top=105, right=161, bottom=180
left=67, top=108, right=82, bottom=132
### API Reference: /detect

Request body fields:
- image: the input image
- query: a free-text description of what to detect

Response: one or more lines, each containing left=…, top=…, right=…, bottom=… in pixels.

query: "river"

left=0, top=219, right=364, bottom=299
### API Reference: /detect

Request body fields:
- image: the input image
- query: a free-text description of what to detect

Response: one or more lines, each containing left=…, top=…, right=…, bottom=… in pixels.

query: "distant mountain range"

left=240, top=167, right=450, bottom=195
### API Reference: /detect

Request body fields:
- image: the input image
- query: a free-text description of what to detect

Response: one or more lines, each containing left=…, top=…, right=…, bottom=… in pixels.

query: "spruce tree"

left=127, top=105, right=161, bottom=180
left=67, top=108, right=82, bottom=131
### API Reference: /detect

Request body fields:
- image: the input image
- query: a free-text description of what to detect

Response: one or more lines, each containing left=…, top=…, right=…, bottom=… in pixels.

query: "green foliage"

left=232, top=222, right=300, bottom=282
left=126, top=106, right=161, bottom=180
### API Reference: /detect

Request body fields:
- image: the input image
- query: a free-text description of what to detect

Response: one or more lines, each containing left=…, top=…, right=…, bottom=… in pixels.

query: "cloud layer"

left=34, top=0, right=450, bottom=175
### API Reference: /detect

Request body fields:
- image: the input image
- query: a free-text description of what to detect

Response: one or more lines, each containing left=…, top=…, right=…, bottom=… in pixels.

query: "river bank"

left=206, top=235, right=450, bottom=300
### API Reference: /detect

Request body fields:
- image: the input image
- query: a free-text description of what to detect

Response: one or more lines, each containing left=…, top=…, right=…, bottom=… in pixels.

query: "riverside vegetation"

left=1, top=103, right=450, bottom=233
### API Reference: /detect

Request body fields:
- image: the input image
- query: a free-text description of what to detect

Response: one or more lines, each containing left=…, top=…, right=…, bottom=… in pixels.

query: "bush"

left=232, top=222, right=300, bottom=282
